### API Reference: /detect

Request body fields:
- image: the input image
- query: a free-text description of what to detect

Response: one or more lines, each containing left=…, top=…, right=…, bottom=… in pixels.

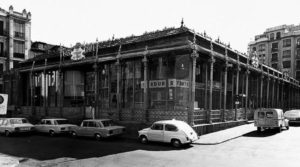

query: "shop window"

left=296, top=60, right=300, bottom=70
left=282, top=61, right=291, bottom=69
left=297, top=49, right=300, bottom=58
left=148, top=55, right=190, bottom=110
left=109, top=64, right=118, bottom=108
left=283, top=39, right=291, bottom=47
left=121, top=61, right=134, bottom=108
left=195, top=61, right=207, bottom=109
left=47, top=71, right=59, bottom=107
left=296, top=71, right=300, bottom=81
left=99, top=64, right=109, bottom=109
left=282, top=50, right=291, bottom=58
left=64, top=71, right=84, bottom=107
left=0, top=42, right=4, bottom=57
left=85, top=71, right=95, bottom=106
left=34, top=72, right=43, bottom=106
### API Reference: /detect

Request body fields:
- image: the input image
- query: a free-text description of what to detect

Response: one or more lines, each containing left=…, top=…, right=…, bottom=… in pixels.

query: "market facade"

left=6, top=26, right=300, bottom=132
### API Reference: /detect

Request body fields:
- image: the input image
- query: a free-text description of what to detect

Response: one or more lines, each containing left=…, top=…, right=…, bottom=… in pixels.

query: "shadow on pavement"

left=242, top=130, right=280, bottom=137
left=0, top=134, right=192, bottom=161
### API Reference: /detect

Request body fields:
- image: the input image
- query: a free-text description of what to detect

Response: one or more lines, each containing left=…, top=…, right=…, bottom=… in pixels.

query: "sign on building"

left=0, top=94, right=8, bottom=115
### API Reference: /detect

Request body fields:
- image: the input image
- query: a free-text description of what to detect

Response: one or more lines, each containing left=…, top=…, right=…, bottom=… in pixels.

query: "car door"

left=78, top=121, right=89, bottom=136
left=44, top=120, right=53, bottom=133
left=163, top=124, right=179, bottom=143
left=35, top=120, right=45, bottom=132
left=147, top=123, right=164, bottom=142
left=86, top=121, right=98, bottom=137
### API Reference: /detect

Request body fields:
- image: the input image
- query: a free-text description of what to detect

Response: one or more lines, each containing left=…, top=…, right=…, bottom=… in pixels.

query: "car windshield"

left=10, top=119, right=28, bottom=124
left=102, top=120, right=114, bottom=127
left=55, top=120, right=69, bottom=125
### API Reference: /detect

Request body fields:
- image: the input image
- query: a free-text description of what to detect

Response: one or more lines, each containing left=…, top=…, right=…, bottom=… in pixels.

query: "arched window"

left=270, top=33, right=275, bottom=40
left=276, top=32, right=281, bottom=39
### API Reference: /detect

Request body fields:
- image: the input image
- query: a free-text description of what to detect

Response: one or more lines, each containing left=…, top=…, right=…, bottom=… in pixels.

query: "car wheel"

left=278, top=126, right=282, bottom=133
left=140, top=136, right=148, bottom=144
left=5, top=130, right=10, bottom=137
left=257, top=127, right=261, bottom=132
left=171, top=139, right=181, bottom=148
left=95, top=133, right=102, bottom=141
left=71, top=131, right=77, bottom=138
left=49, top=130, right=55, bottom=137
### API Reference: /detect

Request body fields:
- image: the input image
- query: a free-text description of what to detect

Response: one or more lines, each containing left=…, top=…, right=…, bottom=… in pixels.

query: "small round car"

left=138, top=119, right=199, bottom=148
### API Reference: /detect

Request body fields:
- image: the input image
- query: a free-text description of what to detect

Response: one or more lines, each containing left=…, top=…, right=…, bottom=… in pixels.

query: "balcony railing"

left=14, top=32, right=25, bottom=39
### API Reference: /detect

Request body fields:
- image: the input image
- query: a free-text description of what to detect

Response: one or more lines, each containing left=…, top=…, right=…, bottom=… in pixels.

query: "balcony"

left=14, top=32, right=25, bottom=39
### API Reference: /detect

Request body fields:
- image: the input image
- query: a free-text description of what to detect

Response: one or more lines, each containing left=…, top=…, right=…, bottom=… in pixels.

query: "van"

left=254, top=108, right=289, bottom=132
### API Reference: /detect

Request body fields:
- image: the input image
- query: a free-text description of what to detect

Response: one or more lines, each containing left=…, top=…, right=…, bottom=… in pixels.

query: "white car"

left=284, top=110, right=300, bottom=124
left=35, top=118, right=77, bottom=136
left=70, top=119, right=126, bottom=140
left=0, top=118, right=34, bottom=136
left=138, top=119, right=199, bottom=147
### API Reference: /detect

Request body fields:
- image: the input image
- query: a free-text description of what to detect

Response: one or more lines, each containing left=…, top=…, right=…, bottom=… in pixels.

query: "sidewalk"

left=194, top=122, right=255, bottom=145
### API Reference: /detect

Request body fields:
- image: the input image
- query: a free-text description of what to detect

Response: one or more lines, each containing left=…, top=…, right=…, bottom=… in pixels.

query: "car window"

left=3, top=120, right=8, bottom=125
left=45, top=120, right=52, bottom=125
left=0, top=119, right=3, bottom=125
left=82, top=121, right=89, bottom=127
left=10, top=119, right=28, bottom=124
left=55, top=120, right=69, bottom=125
left=88, top=122, right=97, bottom=127
left=258, top=112, right=265, bottom=118
left=266, top=112, right=273, bottom=118
left=151, top=123, right=163, bottom=130
left=165, top=124, right=178, bottom=132
left=102, top=120, right=114, bottom=127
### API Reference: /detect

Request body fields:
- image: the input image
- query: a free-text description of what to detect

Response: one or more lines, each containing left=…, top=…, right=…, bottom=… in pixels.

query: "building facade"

left=7, top=26, right=300, bottom=134
left=249, top=24, right=300, bottom=81
left=0, top=5, right=31, bottom=92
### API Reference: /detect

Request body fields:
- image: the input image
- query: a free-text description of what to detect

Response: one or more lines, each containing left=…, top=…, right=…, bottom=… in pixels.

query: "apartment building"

left=0, top=5, right=31, bottom=91
left=249, top=24, right=300, bottom=81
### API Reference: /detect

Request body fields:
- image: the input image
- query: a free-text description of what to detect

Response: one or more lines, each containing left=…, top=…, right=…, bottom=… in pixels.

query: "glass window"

left=271, top=42, right=278, bottom=52
left=270, top=33, right=275, bottom=40
left=297, top=49, right=300, bottom=58
left=55, top=120, right=69, bottom=125
left=258, top=112, right=265, bottom=118
left=85, top=71, right=95, bottom=106
left=282, top=50, right=291, bottom=58
left=64, top=71, right=84, bottom=107
left=34, top=72, right=43, bottom=106
left=271, top=53, right=278, bottom=62
left=282, top=61, right=291, bottom=68
left=13, top=41, right=25, bottom=58
left=151, top=123, right=163, bottom=130
left=283, top=39, right=291, bottom=47
left=45, top=120, right=52, bottom=125
left=266, top=112, right=273, bottom=118
left=121, top=61, right=134, bottom=108
left=252, top=47, right=256, bottom=52
left=258, top=44, right=265, bottom=52
left=276, top=32, right=281, bottom=39
left=165, top=124, right=178, bottom=131
left=14, top=21, right=25, bottom=38
left=109, top=64, right=118, bottom=108
left=82, top=121, right=88, bottom=127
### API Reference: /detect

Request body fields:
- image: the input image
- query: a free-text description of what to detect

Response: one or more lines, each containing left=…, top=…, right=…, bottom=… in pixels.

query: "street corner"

left=0, top=156, right=19, bottom=167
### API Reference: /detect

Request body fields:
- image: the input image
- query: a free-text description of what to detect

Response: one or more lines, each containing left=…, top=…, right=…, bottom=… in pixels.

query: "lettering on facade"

left=149, top=80, right=166, bottom=88
left=141, top=79, right=190, bottom=89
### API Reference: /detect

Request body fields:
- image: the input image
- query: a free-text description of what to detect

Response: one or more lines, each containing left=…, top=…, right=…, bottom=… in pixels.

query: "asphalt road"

left=1, top=125, right=300, bottom=167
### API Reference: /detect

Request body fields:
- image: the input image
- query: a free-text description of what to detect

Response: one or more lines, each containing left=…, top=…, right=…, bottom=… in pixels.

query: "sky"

left=1, top=0, right=300, bottom=53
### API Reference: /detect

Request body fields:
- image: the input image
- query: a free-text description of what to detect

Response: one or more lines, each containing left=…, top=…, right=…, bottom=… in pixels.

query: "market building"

left=7, top=25, right=300, bottom=134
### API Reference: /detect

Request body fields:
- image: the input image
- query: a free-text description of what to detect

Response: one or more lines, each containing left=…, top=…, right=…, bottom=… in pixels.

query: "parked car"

left=35, top=118, right=77, bottom=136
left=138, top=119, right=199, bottom=148
left=284, top=110, right=300, bottom=124
left=254, top=108, right=289, bottom=132
left=0, top=118, right=34, bottom=136
left=69, top=119, right=126, bottom=140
